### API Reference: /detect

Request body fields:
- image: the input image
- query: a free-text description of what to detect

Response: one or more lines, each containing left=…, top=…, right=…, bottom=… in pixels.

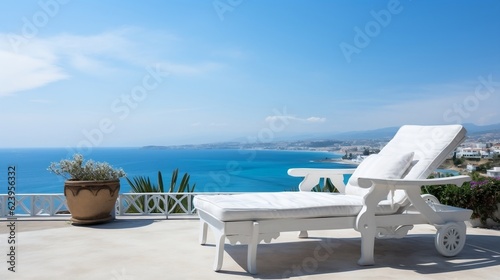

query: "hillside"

left=440, top=157, right=500, bottom=174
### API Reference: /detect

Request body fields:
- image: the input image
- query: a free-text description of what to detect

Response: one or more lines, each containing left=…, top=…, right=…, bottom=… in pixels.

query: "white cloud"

left=68, top=54, right=114, bottom=74
left=306, top=117, right=326, bottom=123
left=0, top=49, right=68, bottom=96
left=210, top=122, right=228, bottom=127
left=0, top=27, right=225, bottom=96
left=265, top=115, right=326, bottom=123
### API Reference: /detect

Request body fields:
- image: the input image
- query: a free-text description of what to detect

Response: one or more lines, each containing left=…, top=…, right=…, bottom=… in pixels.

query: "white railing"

left=0, top=194, right=69, bottom=217
left=0, top=193, right=233, bottom=219
left=117, top=193, right=198, bottom=217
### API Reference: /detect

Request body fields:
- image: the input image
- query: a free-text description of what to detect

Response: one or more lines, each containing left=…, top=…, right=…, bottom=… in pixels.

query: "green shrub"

left=125, top=169, right=195, bottom=214
left=453, top=157, right=464, bottom=166
left=311, top=178, right=340, bottom=193
left=286, top=178, right=340, bottom=192
left=423, top=174, right=500, bottom=226
left=48, top=154, right=126, bottom=181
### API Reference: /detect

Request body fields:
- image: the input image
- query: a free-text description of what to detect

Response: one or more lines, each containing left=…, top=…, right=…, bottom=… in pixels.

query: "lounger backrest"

left=345, top=125, right=467, bottom=205
left=379, top=125, right=466, bottom=179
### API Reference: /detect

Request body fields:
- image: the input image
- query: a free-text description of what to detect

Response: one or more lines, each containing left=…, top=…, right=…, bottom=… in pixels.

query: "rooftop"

left=1, top=217, right=500, bottom=279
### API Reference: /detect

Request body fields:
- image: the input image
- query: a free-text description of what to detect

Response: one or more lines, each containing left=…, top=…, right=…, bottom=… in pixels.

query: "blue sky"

left=1, top=0, right=499, bottom=148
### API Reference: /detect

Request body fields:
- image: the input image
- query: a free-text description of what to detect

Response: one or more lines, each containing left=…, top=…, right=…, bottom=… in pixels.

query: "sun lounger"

left=194, top=125, right=472, bottom=274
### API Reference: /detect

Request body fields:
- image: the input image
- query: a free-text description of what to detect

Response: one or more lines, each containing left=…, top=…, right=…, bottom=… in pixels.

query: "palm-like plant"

left=311, top=178, right=339, bottom=192
left=166, top=169, right=196, bottom=213
left=125, top=169, right=195, bottom=214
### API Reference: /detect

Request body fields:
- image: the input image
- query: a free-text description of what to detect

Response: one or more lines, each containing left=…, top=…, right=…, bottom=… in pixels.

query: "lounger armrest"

left=288, top=168, right=355, bottom=177
left=357, top=175, right=471, bottom=189
left=288, top=168, right=355, bottom=192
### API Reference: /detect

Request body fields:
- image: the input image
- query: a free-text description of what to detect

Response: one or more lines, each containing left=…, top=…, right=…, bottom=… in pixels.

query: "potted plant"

left=48, top=154, right=126, bottom=225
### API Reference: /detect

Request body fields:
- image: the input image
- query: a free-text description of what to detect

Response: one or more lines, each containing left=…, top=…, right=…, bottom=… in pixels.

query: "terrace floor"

left=1, top=217, right=500, bottom=279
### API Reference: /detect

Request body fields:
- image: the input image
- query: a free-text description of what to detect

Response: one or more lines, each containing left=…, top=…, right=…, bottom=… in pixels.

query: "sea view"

left=0, top=148, right=352, bottom=194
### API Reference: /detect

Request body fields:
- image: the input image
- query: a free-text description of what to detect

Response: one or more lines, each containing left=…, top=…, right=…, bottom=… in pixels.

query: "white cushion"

left=378, top=125, right=466, bottom=180
left=194, top=192, right=400, bottom=222
left=345, top=152, right=414, bottom=197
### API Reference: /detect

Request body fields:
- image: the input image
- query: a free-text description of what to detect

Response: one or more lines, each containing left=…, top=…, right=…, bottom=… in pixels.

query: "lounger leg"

left=358, top=227, right=375, bottom=266
left=247, top=222, right=259, bottom=274
left=299, top=230, right=308, bottom=238
left=356, top=210, right=376, bottom=266
left=213, top=230, right=226, bottom=271
left=356, top=185, right=389, bottom=266
left=357, top=209, right=377, bottom=266
left=200, top=221, right=208, bottom=245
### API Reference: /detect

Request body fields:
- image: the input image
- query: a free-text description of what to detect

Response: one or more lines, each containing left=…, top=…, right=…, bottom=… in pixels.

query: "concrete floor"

left=1, top=217, right=500, bottom=279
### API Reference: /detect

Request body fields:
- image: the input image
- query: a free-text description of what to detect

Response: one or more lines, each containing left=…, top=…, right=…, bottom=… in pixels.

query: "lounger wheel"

left=435, top=222, right=466, bottom=257
left=422, top=194, right=440, bottom=205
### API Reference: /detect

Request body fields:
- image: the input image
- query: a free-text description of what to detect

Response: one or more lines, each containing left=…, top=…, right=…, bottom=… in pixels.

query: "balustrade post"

left=31, top=195, right=35, bottom=217
left=188, top=194, right=193, bottom=214
left=165, top=194, right=169, bottom=219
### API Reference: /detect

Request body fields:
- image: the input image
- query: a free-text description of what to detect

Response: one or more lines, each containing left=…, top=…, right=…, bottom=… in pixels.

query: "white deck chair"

left=194, top=125, right=472, bottom=274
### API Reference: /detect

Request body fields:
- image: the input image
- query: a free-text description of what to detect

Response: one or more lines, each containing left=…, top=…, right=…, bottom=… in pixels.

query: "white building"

left=487, top=167, right=500, bottom=177
left=492, top=145, right=500, bottom=154
left=475, top=143, right=487, bottom=149
left=467, top=164, right=477, bottom=172
left=456, top=147, right=482, bottom=159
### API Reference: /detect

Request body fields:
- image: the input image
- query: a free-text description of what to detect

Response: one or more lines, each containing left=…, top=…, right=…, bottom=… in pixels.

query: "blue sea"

left=0, top=148, right=353, bottom=194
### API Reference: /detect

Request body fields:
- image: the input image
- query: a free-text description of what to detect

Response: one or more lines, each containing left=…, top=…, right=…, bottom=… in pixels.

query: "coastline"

left=0, top=148, right=350, bottom=194
left=312, top=157, right=360, bottom=166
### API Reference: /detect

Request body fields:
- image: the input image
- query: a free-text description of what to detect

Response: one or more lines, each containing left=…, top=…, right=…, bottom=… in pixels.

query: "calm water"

left=1, top=148, right=353, bottom=194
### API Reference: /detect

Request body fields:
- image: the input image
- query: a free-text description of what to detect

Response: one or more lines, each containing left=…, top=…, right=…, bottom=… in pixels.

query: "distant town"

left=144, top=125, right=500, bottom=177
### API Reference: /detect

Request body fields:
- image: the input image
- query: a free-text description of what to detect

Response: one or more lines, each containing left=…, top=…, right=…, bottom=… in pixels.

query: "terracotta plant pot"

left=64, top=180, right=120, bottom=225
